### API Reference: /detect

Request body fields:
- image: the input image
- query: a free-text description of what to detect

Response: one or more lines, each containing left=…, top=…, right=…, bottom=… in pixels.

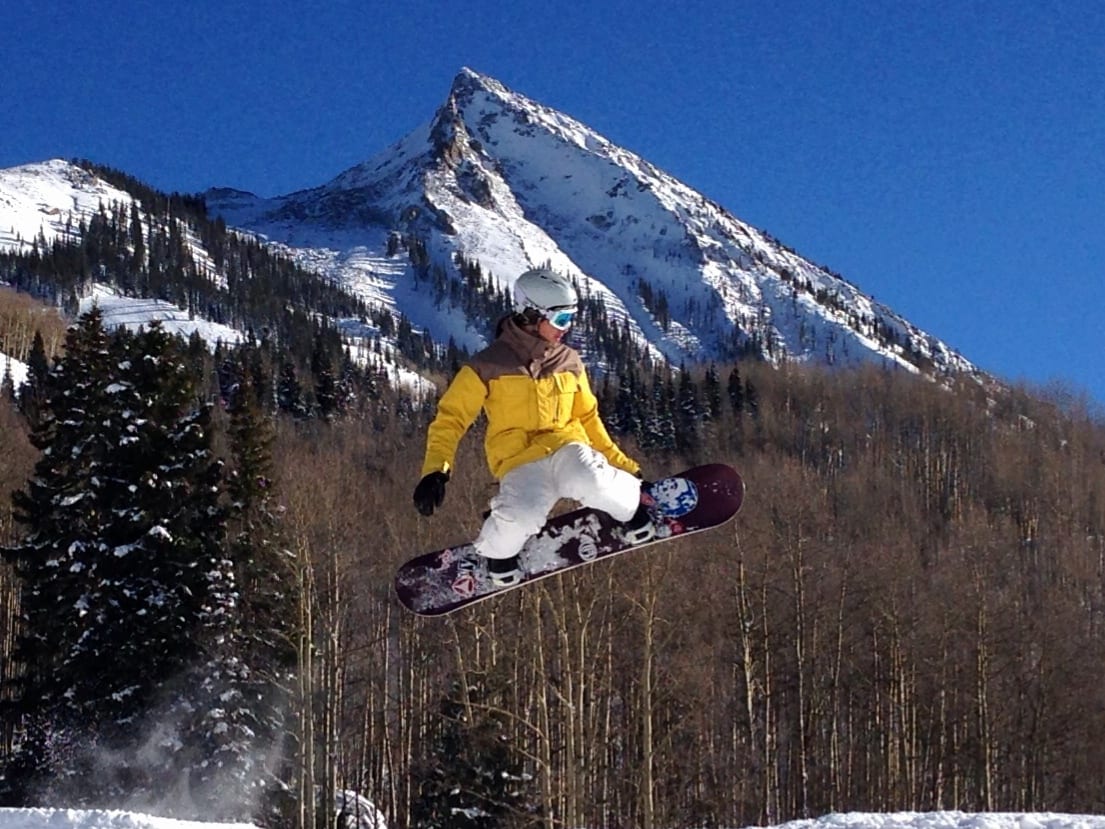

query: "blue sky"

left=3, top=1, right=1104, bottom=406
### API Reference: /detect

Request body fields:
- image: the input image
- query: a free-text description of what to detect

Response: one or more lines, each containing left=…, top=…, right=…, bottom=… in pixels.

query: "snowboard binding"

left=618, top=490, right=659, bottom=546
left=486, top=554, right=523, bottom=587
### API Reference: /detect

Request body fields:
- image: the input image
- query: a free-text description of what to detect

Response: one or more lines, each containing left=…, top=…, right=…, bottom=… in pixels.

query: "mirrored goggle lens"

left=547, top=309, right=576, bottom=330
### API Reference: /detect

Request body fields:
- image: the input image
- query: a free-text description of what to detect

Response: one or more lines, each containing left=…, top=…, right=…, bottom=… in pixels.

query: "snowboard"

left=394, top=463, right=744, bottom=617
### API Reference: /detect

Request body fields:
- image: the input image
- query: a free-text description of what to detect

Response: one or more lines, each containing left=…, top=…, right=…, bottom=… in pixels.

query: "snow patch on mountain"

left=0, top=159, right=131, bottom=252
left=80, top=284, right=244, bottom=348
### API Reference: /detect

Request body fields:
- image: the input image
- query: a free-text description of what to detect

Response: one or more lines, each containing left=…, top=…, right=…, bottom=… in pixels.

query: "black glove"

left=413, top=471, right=449, bottom=516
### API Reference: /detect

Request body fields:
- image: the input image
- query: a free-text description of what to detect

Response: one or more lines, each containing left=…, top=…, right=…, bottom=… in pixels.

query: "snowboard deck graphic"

left=395, top=463, right=744, bottom=617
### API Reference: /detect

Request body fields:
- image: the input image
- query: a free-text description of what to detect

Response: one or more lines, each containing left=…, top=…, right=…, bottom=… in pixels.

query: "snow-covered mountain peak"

left=194, top=69, right=985, bottom=378
left=4, top=70, right=985, bottom=389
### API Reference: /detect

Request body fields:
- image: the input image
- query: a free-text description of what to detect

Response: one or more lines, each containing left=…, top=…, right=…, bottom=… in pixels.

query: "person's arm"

left=420, top=365, right=487, bottom=477
left=572, top=368, right=640, bottom=475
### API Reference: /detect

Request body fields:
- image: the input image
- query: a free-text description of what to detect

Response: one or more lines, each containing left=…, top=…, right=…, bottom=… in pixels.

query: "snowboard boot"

left=620, top=501, right=657, bottom=546
left=487, top=554, right=522, bottom=587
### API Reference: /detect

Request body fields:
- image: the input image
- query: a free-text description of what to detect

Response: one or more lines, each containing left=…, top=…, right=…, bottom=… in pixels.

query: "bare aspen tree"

left=733, top=540, right=762, bottom=815
left=827, top=565, right=849, bottom=810
left=634, top=558, right=665, bottom=829
left=293, top=530, right=317, bottom=829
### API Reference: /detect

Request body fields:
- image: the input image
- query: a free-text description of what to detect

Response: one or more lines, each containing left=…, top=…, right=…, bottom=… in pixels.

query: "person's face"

left=536, top=317, right=567, bottom=343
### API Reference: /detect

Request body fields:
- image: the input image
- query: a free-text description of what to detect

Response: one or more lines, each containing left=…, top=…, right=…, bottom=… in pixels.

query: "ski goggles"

left=544, top=307, right=577, bottom=330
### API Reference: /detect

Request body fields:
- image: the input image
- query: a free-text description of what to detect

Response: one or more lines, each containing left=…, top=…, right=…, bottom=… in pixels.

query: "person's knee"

left=557, top=444, right=606, bottom=492
left=476, top=516, right=529, bottom=560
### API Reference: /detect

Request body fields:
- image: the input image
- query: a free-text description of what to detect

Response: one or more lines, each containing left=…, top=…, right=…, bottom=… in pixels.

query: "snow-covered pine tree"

left=642, top=366, right=677, bottom=451
left=15, top=330, right=51, bottom=429
left=173, top=348, right=297, bottom=819
left=411, top=682, right=537, bottom=829
left=1, top=358, right=13, bottom=401
left=276, top=358, right=308, bottom=419
left=611, top=366, right=643, bottom=438
left=311, top=333, right=338, bottom=420
left=703, top=363, right=722, bottom=421
left=675, top=363, right=703, bottom=455
left=1, top=308, right=115, bottom=802
left=1, top=314, right=228, bottom=806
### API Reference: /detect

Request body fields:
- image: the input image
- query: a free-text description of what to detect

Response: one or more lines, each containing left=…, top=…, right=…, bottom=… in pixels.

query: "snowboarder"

left=412, top=266, right=653, bottom=586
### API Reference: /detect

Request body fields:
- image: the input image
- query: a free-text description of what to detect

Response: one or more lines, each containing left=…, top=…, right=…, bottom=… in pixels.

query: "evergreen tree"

left=642, top=368, right=676, bottom=451
left=1, top=358, right=12, bottom=401
left=336, top=350, right=361, bottom=416
left=277, top=358, right=307, bottom=419
left=727, top=365, right=744, bottom=413
left=129, top=201, right=146, bottom=279
left=247, top=338, right=269, bottom=410
left=744, top=377, right=760, bottom=420
left=26, top=330, right=50, bottom=384
left=411, top=683, right=537, bottom=829
left=675, top=364, right=702, bottom=455
left=311, top=333, right=338, bottom=420
left=703, top=363, right=722, bottom=421
left=1, top=315, right=228, bottom=806
left=192, top=354, right=296, bottom=816
left=611, top=367, right=643, bottom=438
left=2, top=309, right=116, bottom=801
left=131, top=357, right=295, bottom=820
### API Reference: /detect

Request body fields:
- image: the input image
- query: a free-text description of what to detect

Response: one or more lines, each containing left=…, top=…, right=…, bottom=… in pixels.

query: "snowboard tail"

left=394, top=463, right=744, bottom=616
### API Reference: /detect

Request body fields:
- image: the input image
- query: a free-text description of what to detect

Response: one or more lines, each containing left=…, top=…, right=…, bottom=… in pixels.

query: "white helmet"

left=513, top=267, right=577, bottom=314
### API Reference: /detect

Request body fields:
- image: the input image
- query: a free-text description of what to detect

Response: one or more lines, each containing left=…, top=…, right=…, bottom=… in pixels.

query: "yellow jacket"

left=421, top=318, right=639, bottom=481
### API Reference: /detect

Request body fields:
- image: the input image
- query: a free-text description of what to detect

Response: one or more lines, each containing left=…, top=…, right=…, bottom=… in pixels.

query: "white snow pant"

left=474, top=442, right=641, bottom=561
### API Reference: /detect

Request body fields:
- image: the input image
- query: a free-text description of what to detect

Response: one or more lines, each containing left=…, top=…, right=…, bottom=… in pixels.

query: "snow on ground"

left=756, top=814, right=1105, bottom=829
left=0, top=161, right=132, bottom=255
left=2, top=807, right=1104, bottom=829
left=0, top=811, right=252, bottom=829
left=2, top=349, right=28, bottom=390
left=79, top=285, right=244, bottom=350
